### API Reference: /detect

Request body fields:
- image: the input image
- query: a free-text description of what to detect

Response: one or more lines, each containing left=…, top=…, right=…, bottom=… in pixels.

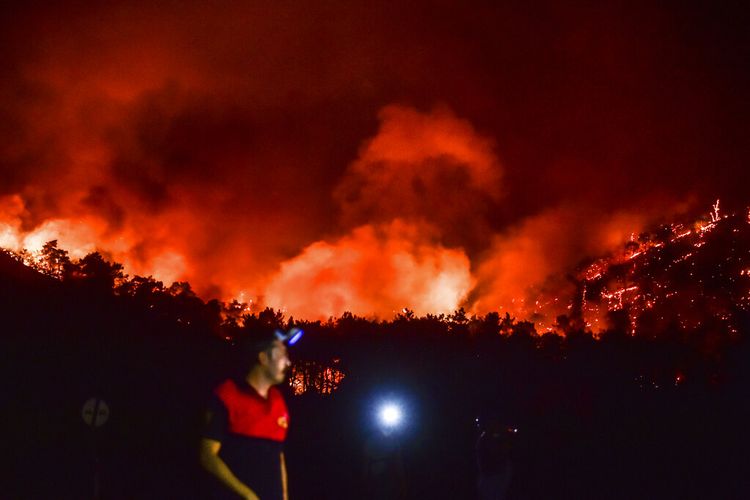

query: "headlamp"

left=275, top=327, right=303, bottom=345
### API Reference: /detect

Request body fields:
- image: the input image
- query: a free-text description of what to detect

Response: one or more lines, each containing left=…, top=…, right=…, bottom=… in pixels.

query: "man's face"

left=262, top=339, right=291, bottom=385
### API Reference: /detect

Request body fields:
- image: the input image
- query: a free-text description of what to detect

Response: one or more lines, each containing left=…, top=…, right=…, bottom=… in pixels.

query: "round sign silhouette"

left=81, top=398, right=110, bottom=428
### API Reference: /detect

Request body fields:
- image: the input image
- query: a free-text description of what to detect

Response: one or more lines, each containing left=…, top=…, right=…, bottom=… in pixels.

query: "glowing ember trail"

left=711, top=199, right=721, bottom=223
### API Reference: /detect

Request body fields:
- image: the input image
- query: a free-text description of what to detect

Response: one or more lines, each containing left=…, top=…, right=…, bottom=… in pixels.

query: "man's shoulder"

left=268, top=385, right=284, bottom=397
left=213, top=378, right=238, bottom=393
left=268, top=385, right=289, bottom=407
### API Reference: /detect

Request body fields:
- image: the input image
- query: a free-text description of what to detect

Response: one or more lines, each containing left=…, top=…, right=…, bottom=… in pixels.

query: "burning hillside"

left=573, top=201, right=750, bottom=341
left=1, top=2, right=748, bottom=323
left=3, top=200, right=749, bottom=344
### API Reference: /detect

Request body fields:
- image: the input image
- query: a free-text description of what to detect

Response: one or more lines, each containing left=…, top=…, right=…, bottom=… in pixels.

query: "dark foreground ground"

left=3, top=251, right=749, bottom=499
left=6, top=334, right=750, bottom=500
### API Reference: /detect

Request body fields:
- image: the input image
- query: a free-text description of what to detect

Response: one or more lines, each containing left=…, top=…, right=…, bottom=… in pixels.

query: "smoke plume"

left=0, top=1, right=746, bottom=324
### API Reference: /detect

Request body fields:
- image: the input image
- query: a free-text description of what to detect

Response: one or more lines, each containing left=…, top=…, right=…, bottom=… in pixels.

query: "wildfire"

left=2, top=197, right=748, bottom=341
left=671, top=228, right=692, bottom=241
left=290, top=360, right=346, bottom=396
left=711, top=199, right=721, bottom=223
left=570, top=199, right=750, bottom=336
left=601, top=286, right=639, bottom=309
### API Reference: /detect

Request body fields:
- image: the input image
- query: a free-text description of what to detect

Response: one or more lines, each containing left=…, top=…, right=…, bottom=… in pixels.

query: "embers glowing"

left=601, top=286, right=639, bottom=310
left=290, top=360, right=346, bottom=396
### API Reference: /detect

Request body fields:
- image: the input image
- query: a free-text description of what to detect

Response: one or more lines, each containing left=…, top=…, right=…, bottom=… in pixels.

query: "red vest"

left=214, top=379, right=289, bottom=442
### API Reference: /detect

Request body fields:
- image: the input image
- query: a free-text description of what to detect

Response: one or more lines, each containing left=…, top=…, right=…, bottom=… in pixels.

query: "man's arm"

left=200, top=438, right=260, bottom=500
left=280, top=452, right=288, bottom=500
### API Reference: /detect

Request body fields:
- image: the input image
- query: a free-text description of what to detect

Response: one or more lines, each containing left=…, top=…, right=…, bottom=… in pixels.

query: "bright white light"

left=378, top=403, right=403, bottom=427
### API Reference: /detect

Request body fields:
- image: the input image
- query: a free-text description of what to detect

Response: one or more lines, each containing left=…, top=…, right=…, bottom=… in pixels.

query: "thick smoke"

left=265, top=105, right=501, bottom=317
left=469, top=205, right=667, bottom=327
left=264, top=220, right=472, bottom=319
left=264, top=107, right=674, bottom=321
left=0, top=1, right=746, bottom=323
left=335, top=104, right=502, bottom=247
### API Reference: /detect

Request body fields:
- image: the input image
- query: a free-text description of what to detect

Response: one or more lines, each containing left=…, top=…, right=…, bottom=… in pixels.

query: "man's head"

left=238, top=325, right=292, bottom=385
left=258, top=339, right=291, bottom=385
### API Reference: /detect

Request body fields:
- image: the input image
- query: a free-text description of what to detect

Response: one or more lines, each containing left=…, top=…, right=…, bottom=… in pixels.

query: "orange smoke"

left=262, top=104, right=500, bottom=318
left=264, top=221, right=473, bottom=319
left=0, top=92, right=684, bottom=327
left=335, top=104, right=502, bottom=248
left=0, top=1, right=729, bottom=324
left=470, top=206, right=669, bottom=329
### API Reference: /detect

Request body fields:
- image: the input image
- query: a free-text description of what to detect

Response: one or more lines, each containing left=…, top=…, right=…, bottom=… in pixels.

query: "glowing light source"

left=287, top=328, right=303, bottom=345
left=275, top=327, right=304, bottom=345
left=378, top=403, right=403, bottom=428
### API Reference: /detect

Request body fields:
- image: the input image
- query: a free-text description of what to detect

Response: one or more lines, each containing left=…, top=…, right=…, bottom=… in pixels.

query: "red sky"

left=1, top=1, right=748, bottom=321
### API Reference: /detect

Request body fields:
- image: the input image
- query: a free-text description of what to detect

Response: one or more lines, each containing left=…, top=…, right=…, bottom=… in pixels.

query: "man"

left=363, top=421, right=407, bottom=499
left=476, top=418, right=514, bottom=500
left=201, top=326, right=299, bottom=500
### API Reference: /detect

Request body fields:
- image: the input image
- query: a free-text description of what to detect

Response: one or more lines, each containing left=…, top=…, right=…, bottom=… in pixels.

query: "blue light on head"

left=275, top=327, right=303, bottom=345
left=287, top=328, right=303, bottom=345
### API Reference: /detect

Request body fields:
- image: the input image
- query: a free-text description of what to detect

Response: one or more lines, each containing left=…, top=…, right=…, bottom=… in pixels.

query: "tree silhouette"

left=39, top=240, right=71, bottom=279
left=75, top=251, right=125, bottom=292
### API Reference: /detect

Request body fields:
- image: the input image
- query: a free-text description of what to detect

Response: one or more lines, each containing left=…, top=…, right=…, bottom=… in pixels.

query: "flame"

left=290, top=360, right=346, bottom=396
left=471, top=205, right=654, bottom=325
left=0, top=0, right=745, bottom=333
left=263, top=221, right=473, bottom=319
left=711, top=199, right=721, bottom=222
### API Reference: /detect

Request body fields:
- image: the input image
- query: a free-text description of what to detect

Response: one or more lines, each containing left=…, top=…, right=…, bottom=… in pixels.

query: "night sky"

left=1, top=1, right=748, bottom=319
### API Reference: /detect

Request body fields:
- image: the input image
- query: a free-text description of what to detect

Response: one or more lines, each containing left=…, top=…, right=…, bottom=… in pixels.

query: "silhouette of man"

left=200, top=326, right=295, bottom=500
left=363, top=420, right=407, bottom=499
left=476, top=419, right=514, bottom=500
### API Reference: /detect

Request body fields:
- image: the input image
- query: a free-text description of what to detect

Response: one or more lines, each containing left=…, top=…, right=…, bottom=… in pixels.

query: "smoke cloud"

left=0, top=1, right=746, bottom=323
left=469, top=205, right=670, bottom=327
left=335, top=104, right=502, bottom=243
left=265, top=220, right=472, bottom=319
